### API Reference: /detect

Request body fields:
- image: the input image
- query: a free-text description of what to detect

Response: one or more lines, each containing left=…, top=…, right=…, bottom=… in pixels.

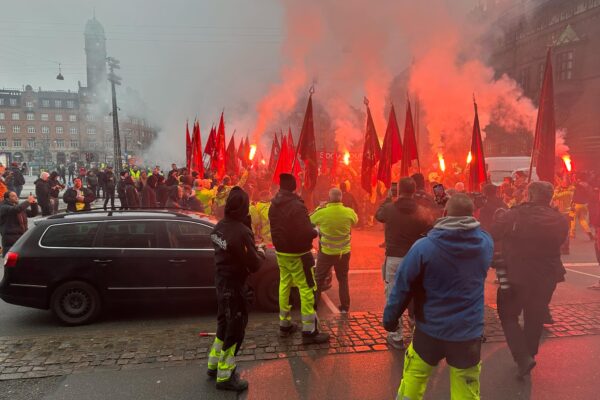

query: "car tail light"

left=4, top=252, right=18, bottom=268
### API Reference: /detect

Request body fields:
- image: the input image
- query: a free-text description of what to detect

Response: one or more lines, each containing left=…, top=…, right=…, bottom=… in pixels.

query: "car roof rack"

left=46, top=207, right=203, bottom=220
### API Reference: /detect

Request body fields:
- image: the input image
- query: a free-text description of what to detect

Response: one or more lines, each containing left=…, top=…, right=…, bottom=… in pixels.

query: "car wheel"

left=50, top=281, right=101, bottom=326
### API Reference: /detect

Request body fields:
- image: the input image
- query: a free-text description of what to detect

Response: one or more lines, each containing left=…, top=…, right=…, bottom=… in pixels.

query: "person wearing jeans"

left=376, top=177, right=433, bottom=350
left=311, top=187, right=358, bottom=313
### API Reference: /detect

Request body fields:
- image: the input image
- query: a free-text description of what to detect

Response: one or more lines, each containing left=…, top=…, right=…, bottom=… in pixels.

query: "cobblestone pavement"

left=1, top=302, right=600, bottom=381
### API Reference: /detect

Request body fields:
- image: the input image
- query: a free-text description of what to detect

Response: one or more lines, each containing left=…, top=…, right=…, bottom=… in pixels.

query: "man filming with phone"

left=376, top=177, right=434, bottom=349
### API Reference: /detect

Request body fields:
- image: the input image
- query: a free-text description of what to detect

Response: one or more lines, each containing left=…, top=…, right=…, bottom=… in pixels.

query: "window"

left=13, top=139, right=21, bottom=148
left=42, top=99, right=50, bottom=107
left=41, top=126, right=50, bottom=134
left=69, top=127, right=78, bottom=135
left=25, top=101, right=33, bottom=108
left=0, top=98, right=4, bottom=105
left=11, top=113, right=19, bottom=120
left=66, top=100, right=74, bottom=108
left=55, top=114, right=63, bottom=122
left=0, top=139, right=6, bottom=147
left=27, top=126, right=36, bottom=134
left=166, top=221, right=212, bottom=248
left=0, top=113, right=4, bottom=120
left=0, top=125, right=5, bottom=133
left=56, top=139, right=64, bottom=148
left=41, top=113, right=49, bottom=121
left=70, top=140, right=79, bottom=148
left=9, top=98, right=17, bottom=106
left=56, top=126, right=64, bottom=134
left=28, top=139, right=35, bottom=148
left=54, top=100, right=62, bottom=108
left=557, top=51, right=574, bottom=81
left=26, top=113, right=34, bottom=121
left=87, top=127, right=96, bottom=135
left=99, top=221, right=158, bottom=248
left=69, top=114, right=77, bottom=122
left=86, top=114, right=95, bottom=122
left=12, top=125, right=20, bottom=133
left=40, top=223, right=100, bottom=247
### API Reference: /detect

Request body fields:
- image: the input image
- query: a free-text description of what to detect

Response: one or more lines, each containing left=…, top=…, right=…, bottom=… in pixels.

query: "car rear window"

left=99, top=221, right=158, bottom=248
left=41, top=223, right=100, bottom=247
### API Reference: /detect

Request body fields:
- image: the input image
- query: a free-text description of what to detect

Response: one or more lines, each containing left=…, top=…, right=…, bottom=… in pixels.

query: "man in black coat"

left=492, top=181, right=568, bottom=378
left=9, top=163, right=25, bottom=197
left=268, top=173, right=329, bottom=344
left=207, top=187, right=264, bottom=392
left=34, top=172, right=52, bottom=216
left=103, top=167, right=117, bottom=211
left=0, top=192, right=38, bottom=256
left=479, top=184, right=507, bottom=232
left=63, top=178, right=95, bottom=212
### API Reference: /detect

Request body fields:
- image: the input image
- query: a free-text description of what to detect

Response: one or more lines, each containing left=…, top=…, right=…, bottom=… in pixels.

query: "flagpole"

left=291, top=85, right=314, bottom=173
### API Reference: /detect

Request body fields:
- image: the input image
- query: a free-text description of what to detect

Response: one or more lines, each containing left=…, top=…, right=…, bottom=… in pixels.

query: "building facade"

left=479, top=0, right=600, bottom=170
left=0, top=16, right=157, bottom=169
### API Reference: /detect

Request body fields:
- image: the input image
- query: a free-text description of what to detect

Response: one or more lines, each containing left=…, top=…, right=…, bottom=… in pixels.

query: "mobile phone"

left=433, top=184, right=445, bottom=197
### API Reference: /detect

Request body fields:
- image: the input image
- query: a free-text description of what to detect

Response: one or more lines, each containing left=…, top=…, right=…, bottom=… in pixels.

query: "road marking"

left=564, top=263, right=599, bottom=268
left=348, top=269, right=380, bottom=274
left=321, top=292, right=340, bottom=314
left=566, top=268, right=600, bottom=279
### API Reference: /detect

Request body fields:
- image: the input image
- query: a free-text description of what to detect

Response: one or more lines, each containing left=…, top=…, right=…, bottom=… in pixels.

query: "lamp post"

left=107, top=57, right=122, bottom=169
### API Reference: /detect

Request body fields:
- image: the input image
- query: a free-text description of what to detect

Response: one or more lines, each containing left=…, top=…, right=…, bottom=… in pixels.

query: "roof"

left=85, top=17, right=105, bottom=37
left=36, top=209, right=217, bottom=226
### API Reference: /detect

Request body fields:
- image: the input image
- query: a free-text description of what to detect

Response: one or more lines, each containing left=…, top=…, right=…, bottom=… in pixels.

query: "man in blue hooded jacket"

left=383, top=193, right=493, bottom=400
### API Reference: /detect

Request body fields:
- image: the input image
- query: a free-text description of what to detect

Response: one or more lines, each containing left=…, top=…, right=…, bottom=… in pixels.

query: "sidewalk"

left=23, top=335, right=600, bottom=400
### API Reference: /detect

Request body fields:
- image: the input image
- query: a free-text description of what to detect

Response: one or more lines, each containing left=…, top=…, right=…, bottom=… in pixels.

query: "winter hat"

left=279, top=173, right=296, bottom=192
left=225, top=186, right=249, bottom=221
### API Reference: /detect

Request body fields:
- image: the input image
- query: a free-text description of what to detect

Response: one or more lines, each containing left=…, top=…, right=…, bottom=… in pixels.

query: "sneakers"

left=216, top=372, right=248, bottom=392
left=386, top=334, right=405, bottom=350
left=302, top=331, right=330, bottom=345
left=516, top=356, right=536, bottom=379
left=339, top=305, right=349, bottom=314
left=207, top=369, right=217, bottom=379
left=279, top=322, right=298, bottom=338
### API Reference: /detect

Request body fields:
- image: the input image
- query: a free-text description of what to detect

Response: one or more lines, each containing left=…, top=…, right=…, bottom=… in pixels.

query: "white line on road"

left=348, top=269, right=380, bottom=274
left=566, top=268, right=600, bottom=279
left=321, top=292, right=340, bottom=314
left=564, top=263, right=599, bottom=268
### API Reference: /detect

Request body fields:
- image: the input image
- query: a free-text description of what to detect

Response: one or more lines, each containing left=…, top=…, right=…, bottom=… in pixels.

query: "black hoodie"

left=268, top=189, right=317, bottom=254
left=211, top=187, right=262, bottom=285
left=376, top=197, right=434, bottom=257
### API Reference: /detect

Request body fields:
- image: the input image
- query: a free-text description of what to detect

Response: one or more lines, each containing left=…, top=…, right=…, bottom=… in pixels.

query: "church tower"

left=84, top=16, right=108, bottom=99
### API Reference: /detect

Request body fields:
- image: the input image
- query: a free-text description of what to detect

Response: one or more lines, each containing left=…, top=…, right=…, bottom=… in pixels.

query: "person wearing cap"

left=310, top=187, right=358, bottom=313
left=249, top=190, right=272, bottom=244
left=384, top=194, right=493, bottom=399
left=492, top=181, right=568, bottom=378
left=269, top=173, right=329, bottom=344
left=207, top=186, right=264, bottom=392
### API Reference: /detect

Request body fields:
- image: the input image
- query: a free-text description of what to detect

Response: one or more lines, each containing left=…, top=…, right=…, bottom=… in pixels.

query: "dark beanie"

left=279, top=173, right=296, bottom=192
left=225, top=186, right=249, bottom=221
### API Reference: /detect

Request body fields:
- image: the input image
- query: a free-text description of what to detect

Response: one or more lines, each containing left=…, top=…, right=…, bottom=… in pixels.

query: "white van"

left=486, top=156, right=538, bottom=184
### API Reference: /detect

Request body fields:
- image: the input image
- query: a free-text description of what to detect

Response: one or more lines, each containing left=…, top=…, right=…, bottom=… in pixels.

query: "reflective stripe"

left=207, top=337, right=223, bottom=369
left=320, top=232, right=350, bottom=242
left=217, top=369, right=233, bottom=381
left=320, top=240, right=351, bottom=249
left=217, top=345, right=237, bottom=382
left=301, top=313, right=316, bottom=333
left=276, top=250, right=310, bottom=257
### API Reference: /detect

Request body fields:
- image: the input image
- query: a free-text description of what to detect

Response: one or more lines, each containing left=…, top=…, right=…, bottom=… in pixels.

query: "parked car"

left=0, top=210, right=281, bottom=325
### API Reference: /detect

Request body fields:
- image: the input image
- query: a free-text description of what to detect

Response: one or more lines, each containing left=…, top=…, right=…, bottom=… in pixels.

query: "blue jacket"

left=383, top=216, right=493, bottom=342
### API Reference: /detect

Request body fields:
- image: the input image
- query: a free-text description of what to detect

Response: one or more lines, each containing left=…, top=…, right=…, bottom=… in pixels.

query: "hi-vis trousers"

left=276, top=251, right=318, bottom=334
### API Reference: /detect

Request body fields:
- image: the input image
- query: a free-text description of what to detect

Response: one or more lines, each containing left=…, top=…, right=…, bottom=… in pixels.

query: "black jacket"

left=491, top=202, right=569, bottom=286
left=48, top=177, right=64, bottom=198
left=10, top=167, right=25, bottom=186
left=104, top=171, right=116, bottom=191
left=63, top=187, right=95, bottom=212
left=34, top=178, right=51, bottom=205
left=479, top=196, right=507, bottom=233
left=268, top=190, right=317, bottom=254
left=124, top=182, right=140, bottom=209
left=375, top=197, right=433, bottom=258
left=211, top=187, right=262, bottom=286
left=0, top=200, right=38, bottom=246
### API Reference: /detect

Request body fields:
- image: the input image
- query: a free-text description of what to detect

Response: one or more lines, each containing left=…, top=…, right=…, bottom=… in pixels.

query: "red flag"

left=273, top=135, right=289, bottom=184
left=287, top=127, right=295, bottom=154
left=243, top=135, right=251, bottom=167
left=377, top=104, right=403, bottom=188
left=237, top=136, right=246, bottom=163
left=185, top=121, right=192, bottom=172
left=531, top=48, right=556, bottom=183
left=297, top=94, right=318, bottom=192
left=268, top=133, right=280, bottom=172
left=361, top=104, right=381, bottom=194
left=215, top=113, right=227, bottom=180
left=204, top=126, right=216, bottom=157
left=469, top=101, right=487, bottom=192
left=189, top=121, right=203, bottom=176
left=400, top=100, right=419, bottom=177
left=226, top=133, right=239, bottom=176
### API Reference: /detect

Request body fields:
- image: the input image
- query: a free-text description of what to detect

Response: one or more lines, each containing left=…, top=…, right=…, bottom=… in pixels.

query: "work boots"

left=302, top=330, right=330, bottom=345
left=216, top=372, right=249, bottom=392
left=279, top=322, right=298, bottom=338
left=516, top=356, right=536, bottom=379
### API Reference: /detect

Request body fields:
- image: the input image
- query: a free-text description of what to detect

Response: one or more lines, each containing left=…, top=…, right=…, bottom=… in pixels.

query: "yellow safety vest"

left=310, top=202, right=358, bottom=256
left=250, top=201, right=272, bottom=244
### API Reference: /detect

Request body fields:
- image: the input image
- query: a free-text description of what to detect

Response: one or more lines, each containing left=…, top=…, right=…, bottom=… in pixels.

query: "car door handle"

left=169, top=259, right=188, bottom=263
left=93, top=259, right=113, bottom=263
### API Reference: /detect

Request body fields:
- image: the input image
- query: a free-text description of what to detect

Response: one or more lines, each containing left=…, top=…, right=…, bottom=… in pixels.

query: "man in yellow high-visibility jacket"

left=250, top=191, right=272, bottom=244
left=310, top=187, right=358, bottom=312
